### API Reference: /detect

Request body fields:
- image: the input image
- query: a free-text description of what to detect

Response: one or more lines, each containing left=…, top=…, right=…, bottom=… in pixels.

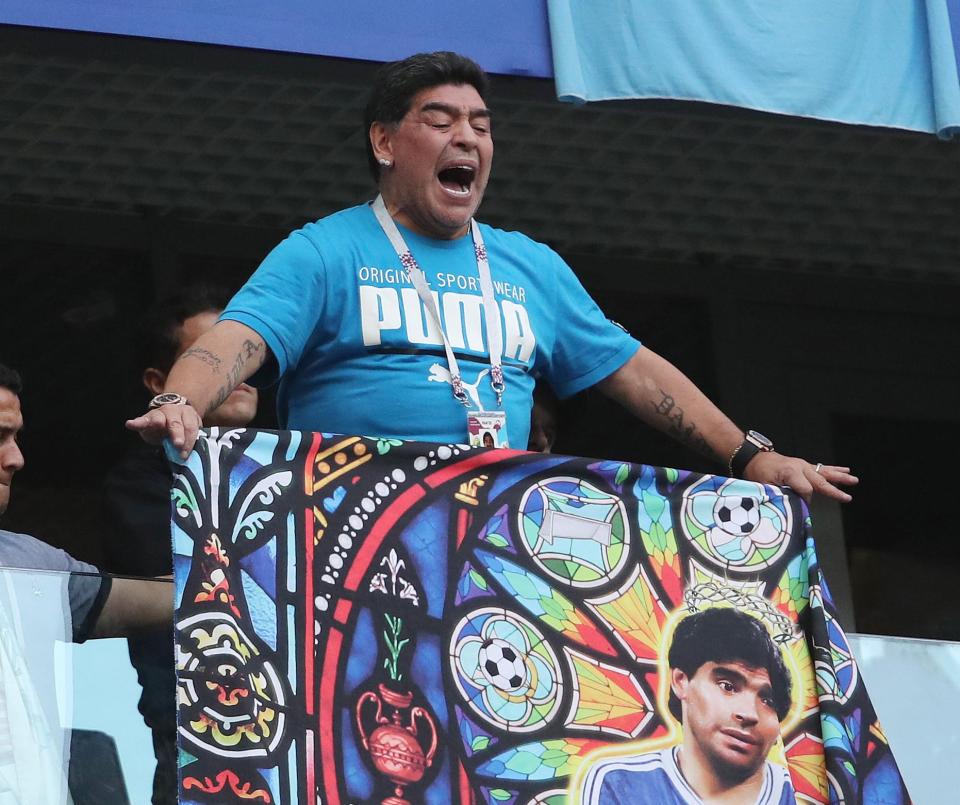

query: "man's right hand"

left=124, top=320, right=268, bottom=459
left=126, top=402, right=203, bottom=459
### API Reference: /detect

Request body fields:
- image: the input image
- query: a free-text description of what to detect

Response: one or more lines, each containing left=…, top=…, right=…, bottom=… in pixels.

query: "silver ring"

left=814, top=463, right=823, bottom=474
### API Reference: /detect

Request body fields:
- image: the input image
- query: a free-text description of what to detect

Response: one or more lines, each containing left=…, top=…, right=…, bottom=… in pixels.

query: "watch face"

left=152, top=393, right=185, bottom=407
left=746, top=430, right=774, bottom=450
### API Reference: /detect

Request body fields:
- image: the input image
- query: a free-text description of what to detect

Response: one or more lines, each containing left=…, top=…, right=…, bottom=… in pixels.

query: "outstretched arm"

left=126, top=320, right=268, bottom=458
left=597, top=347, right=857, bottom=502
left=91, top=576, right=174, bottom=638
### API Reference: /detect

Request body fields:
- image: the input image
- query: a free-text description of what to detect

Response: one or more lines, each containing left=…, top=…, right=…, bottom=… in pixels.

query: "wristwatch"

left=729, top=430, right=774, bottom=477
left=148, top=392, right=189, bottom=409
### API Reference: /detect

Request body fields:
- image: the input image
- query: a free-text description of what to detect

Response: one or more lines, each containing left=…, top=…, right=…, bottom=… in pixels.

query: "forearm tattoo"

left=652, top=389, right=716, bottom=460
left=209, top=340, right=265, bottom=411
left=180, top=347, right=223, bottom=372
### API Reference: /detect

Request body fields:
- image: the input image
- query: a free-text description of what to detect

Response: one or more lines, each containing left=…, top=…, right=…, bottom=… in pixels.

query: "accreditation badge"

left=467, top=411, right=508, bottom=449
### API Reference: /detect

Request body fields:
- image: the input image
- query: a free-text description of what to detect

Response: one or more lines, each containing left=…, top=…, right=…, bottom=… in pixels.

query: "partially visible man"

left=0, top=362, right=171, bottom=803
left=0, top=362, right=167, bottom=639
left=101, top=286, right=258, bottom=805
left=128, top=51, right=856, bottom=505
left=103, top=285, right=258, bottom=576
left=580, top=607, right=797, bottom=804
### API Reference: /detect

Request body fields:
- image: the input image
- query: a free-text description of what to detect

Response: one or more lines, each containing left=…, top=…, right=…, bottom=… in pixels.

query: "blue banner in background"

left=0, top=0, right=554, bottom=78
left=547, top=0, right=960, bottom=138
left=951, top=0, right=960, bottom=79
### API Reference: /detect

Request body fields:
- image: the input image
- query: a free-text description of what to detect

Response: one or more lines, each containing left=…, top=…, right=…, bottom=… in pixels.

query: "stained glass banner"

left=172, top=429, right=911, bottom=804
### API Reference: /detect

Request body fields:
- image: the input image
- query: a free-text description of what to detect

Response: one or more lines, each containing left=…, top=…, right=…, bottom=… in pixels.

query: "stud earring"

left=378, top=158, right=393, bottom=168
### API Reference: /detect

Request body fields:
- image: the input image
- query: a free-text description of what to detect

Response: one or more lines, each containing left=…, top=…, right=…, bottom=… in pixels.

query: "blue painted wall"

left=0, top=1, right=554, bottom=77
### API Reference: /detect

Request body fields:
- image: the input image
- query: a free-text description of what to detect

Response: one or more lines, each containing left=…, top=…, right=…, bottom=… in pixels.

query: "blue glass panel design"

left=228, top=453, right=263, bottom=504
left=284, top=431, right=302, bottom=462
left=241, top=569, right=277, bottom=650
left=478, top=504, right=517, bottom=553
left=173, top=554, right=192, bottom=608
left=424, top=750, right=452, bottom=805
left=410, top=632, right=448, bottom=730
left=240, top=538, right=278, bottom=599
left=400, top=500, right=450, bottom=619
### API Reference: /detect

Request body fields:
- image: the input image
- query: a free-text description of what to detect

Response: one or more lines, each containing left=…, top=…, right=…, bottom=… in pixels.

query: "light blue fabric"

left=221, top=203, right=639, bottom=447
left=580, top=746, right=796, bottom=805
left=548, top=0, right=960, bottom=138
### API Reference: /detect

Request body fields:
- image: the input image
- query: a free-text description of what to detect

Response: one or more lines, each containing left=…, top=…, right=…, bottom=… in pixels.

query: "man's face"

left=175, top=311, right=258, bottom=427
left=374, top=83, right=493, bottom=240
left=672, top=660, right=782, bottom=783
left=0, top=387, right=25, bottom=516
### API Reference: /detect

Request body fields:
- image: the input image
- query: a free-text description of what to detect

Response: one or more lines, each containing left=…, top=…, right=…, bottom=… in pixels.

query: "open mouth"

left=438, top=165, right=476, bottom=196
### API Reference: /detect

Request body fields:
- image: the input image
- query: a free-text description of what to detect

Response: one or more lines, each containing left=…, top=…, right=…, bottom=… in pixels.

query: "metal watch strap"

left=148, top=392, right=189, bottom=410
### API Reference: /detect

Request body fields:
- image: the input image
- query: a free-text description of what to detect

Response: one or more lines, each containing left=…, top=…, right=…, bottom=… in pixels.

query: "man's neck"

left=378, top=189, right=470, bottom=241
left=676, top=744, right=764, bottom=805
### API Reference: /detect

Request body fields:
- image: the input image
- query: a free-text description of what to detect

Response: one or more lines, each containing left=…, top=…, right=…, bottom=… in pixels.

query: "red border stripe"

left=424, top=448, right=522, bottom=489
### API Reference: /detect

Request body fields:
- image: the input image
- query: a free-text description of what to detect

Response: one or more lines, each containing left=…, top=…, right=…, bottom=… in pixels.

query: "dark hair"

left=363, top=51, right=489, bottom=181
left=667, top=608, right=792, bottom=722
left=140, top=284, right=232, bottom=373
left=0, top=363, right=22, bottom=396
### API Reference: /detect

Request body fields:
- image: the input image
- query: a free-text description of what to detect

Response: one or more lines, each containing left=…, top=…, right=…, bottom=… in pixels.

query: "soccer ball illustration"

left=713, top=496, right=761, bottom=536
left=451, top=607, right=563, bottom=730
left=479, top=638, right=527, bottom=692
left=681, top=478, right=793, bottom=571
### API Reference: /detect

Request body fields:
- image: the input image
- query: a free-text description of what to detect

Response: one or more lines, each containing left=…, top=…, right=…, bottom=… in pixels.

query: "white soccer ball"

left=713, top=495, right=761, bottom=536
left=478, top=638, right=527, bottom=692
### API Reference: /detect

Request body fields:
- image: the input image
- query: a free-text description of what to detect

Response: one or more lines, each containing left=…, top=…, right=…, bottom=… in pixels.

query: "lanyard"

left=371, top=195, right=505, bottom=408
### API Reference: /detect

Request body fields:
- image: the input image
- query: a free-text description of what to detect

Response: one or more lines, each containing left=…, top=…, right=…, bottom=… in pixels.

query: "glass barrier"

left=848, top=632, right=960, bottom=804
left=0, top=566, right=173, bottom=805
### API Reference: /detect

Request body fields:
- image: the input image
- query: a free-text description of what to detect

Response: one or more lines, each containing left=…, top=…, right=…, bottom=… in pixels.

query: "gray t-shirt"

left=0, top=529, right=109, bottom=642
left=0, top=529, right=110, bottom=785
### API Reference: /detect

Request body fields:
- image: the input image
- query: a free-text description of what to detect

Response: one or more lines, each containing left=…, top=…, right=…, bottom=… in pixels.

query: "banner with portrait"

left=171, top=429, right=910, bottom=804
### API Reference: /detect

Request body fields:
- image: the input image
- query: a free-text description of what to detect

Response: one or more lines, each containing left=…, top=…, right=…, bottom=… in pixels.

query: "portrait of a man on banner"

left=578, top=605, right=798, bottom=804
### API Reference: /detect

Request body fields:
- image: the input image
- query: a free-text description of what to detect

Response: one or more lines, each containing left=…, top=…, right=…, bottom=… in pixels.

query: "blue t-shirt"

left=222, top=202, right=640, bottom=446
left=580, top=747, right=797, bottom=805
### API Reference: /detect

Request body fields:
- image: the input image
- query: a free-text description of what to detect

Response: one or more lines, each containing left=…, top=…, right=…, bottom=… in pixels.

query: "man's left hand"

left=744, top=452, right=858, bottom=503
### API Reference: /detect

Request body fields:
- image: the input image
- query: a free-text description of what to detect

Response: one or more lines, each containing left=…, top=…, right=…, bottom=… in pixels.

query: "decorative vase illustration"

left=356, top=683, right=438, bottom=805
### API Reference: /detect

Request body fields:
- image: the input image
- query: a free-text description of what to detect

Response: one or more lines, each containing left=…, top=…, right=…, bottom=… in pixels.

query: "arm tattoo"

left=242, top=339, right=264, bottom=361
left=208, top=340, right=266, bottom=412
left=180, top=347, right=223, bottom=372
left=651, top=389, right=716, bottom=460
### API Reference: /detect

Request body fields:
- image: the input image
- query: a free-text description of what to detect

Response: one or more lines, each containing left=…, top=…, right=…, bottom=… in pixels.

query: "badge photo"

left=468, top=411, right=508, bottom=448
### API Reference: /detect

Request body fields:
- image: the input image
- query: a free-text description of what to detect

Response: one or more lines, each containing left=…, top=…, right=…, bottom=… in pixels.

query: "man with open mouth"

left=580, top=607, right=797, bottom=804
left=128, top=51, right=857, bottom=507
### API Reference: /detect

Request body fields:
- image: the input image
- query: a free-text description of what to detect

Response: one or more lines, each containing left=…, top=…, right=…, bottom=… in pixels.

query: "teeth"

left=438, top=165, right=475, bottom=195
